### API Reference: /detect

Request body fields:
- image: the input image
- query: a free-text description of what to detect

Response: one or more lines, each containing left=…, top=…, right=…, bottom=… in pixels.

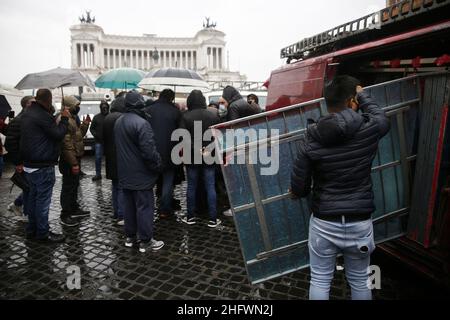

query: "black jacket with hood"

left=181, top=90, right=220, bottom=166
left=90, top=105, right=109, bottom=143
left=144, top=98, right=181, bottom=171
left=103, top=97, right=125, bottom=181
left=4, top=109, right=25, bottom=165
left=222, top=86, right=260, bottom=121
left=114, top=93, right=162, bottom=190
left=290, top=91, right=390, bottom=217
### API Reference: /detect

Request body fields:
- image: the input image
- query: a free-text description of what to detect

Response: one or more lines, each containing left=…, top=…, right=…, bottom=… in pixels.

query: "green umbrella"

left=95, top=68, right=146, bottom=90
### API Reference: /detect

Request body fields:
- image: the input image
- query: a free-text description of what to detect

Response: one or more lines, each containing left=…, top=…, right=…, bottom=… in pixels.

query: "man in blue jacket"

left=290, top=76, right=390, bottom=300
left=114, top=91, right=164, bottom=253
left=20, top=89, right=70, bottom=243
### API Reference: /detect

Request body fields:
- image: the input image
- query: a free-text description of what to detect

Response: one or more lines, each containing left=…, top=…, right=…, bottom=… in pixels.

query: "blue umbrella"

left=95, top=68, right=146, bottom=90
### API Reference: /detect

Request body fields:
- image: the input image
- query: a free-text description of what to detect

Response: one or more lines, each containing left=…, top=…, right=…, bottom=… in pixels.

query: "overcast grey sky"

left=0, top=0, right=385, bottom=86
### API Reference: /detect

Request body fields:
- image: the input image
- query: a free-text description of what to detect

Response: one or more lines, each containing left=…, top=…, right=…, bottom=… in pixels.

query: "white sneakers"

left=182, top=217, right=222, bottom=228
left=138, top=239, right=165, bottom=253
left=125, top=237, right=165, bottom=253
left=182, top=217, right=197, bottom=225
left=207, top=219, right=222, bottom=228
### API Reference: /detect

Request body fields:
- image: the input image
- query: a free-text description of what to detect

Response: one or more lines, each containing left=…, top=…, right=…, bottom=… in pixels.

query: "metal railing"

left=280, top=0, right=449, bottom=61
left=207, top=81, right=267, bottom=92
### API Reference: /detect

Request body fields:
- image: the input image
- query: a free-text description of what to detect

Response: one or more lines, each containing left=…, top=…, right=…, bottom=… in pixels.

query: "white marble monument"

left=70, top=12, right=246, bottom=83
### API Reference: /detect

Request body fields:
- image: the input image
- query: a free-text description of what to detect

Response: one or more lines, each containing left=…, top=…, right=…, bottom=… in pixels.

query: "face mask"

left=218, top=103, right=228, bottom=117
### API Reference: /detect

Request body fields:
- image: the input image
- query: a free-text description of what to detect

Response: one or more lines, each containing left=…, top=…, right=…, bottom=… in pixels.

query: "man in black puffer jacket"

left=219, top=86, right=260, bottom=121
left=20, top=89, right=70, bottom=243
left=144, top=89, right=181, bottom=219
left=290, top=76, right=390, bottom=301
left=180, top=90, right=221, bottom=228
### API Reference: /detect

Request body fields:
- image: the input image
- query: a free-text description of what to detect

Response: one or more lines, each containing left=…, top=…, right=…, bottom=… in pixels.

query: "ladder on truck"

left=281, top=0, right=450, bottom=62
left=207, top=81, right=267, bottom=92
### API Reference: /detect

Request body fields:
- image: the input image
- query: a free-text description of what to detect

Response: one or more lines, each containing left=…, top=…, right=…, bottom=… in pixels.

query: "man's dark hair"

left=159, top=89, right=175, bottom=103
left=208, top=102, right=219, bottom=109
left=247, top=94, right=259, bottom=104
left=324, top=76, right=360, bottom=110
left=20, top=96, right=34, bottom=108
left=116, top=91, right=127, bottom=98
left=35, top=89, right=52, bottom=105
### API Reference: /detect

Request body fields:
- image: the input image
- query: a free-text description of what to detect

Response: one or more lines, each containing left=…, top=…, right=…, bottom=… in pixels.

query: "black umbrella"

left=0, top=95, right=12, bottom=118
left=15, top=67, right=95, bottom=90
left=15, top=67, right=96, bottom=102
left=139, top=68, right=210, bottom=94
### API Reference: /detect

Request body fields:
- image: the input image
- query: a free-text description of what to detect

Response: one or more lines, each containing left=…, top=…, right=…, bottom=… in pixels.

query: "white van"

left=78, top=100, right=104, bottom=151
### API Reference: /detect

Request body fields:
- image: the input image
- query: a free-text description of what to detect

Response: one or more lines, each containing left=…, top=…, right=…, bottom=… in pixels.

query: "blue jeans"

left=308, top=215, right=375, bottom=300
left=0, top=156, right=3, bottom=178
left=95, top=143, right=103, bottom=177
left=112, top=180, right=124, bottom=220
left=186, top=165, right=217, bottom=221
left=160, top=169, right=175, bottom=213
left=122, top=189, right=155, bottom=242
left=23, top=167, right=56, bottom=239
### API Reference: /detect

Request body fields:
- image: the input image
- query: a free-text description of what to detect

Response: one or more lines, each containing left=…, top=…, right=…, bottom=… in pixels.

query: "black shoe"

left=60, top=216, right=80, bottom=227
left=26, top=232, right=35, bottom=240
left=138, top=239, right=165, bottom=253
left=36, top=232, right=65, bottom=244
left=124, top=237, right=137, bottom=248
left=92, top=175, right=102, bottom=182
left=71, top=209, right=91, bottom=218
left=173, top=199, right=182, bottom=211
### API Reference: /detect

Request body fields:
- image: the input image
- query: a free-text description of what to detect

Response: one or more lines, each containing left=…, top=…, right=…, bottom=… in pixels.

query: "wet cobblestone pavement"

left=1, top=157, right=449, bottom=300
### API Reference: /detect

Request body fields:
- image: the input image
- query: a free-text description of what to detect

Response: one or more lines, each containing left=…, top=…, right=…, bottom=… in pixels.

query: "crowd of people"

left=1, top=76, right=389, bottom=300
left=0, top=86, right=262, bottom=252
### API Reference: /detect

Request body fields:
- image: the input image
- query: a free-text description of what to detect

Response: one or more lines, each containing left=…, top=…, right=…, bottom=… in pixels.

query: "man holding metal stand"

left=290, top=76, right=390, bottom=300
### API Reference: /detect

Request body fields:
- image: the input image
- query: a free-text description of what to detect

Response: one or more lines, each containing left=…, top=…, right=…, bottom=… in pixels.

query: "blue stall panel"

left=212, top=76, right=420, bottom=284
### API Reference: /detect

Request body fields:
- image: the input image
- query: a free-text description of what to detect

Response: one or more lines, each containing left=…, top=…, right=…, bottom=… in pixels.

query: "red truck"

left=265, top=0, right=450, bottom=285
